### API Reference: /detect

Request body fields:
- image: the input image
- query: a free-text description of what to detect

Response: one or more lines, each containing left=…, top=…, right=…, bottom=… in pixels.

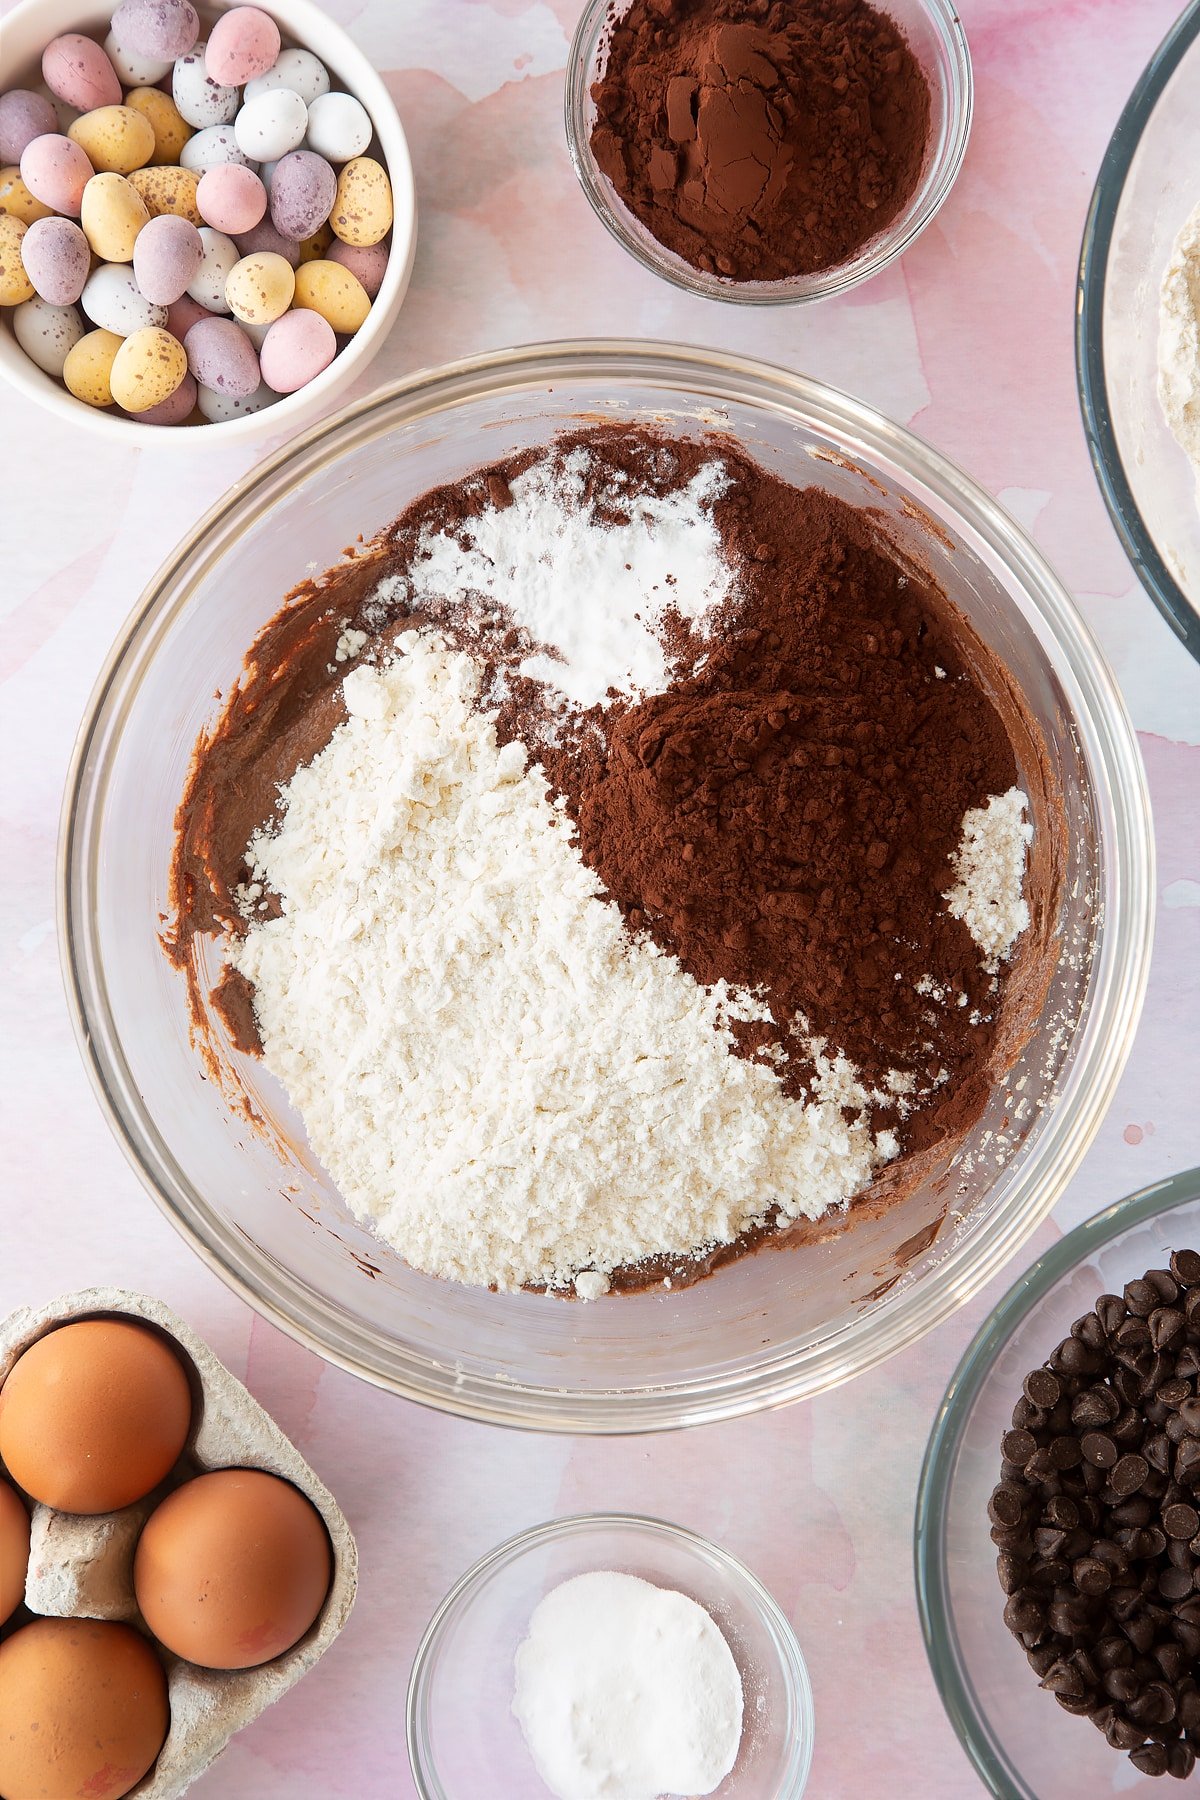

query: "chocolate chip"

left=1074, top=1556, right=1112, bottom=1596
left=1164, top=1503, right=1200, bottom=1540
left=1131, top=1742, right=1170, bottom=1777
left=1126, top=1279, right=1160, bottom=1317
left=1160, top=1566, right=1195, bottom=1602
left=1112, top=1454, right=1150, bottom=1496
left=989, top=1483, right=1025, bottom=1528
left=1001, top=1428, right=1037, bottom=1468
left=1179, top=1398, right=1200, bottom=1435
left=1073, top=1387, right=1119, bottom=1429
left=1025, top=1367, right=1061, bottom=1408
left=1148, top=1269, right=1181, bottom=1305
left=1169, top=1741, right=1196, bottom=1780
left=1171, top=1250, right=1200, bottom=1288
left=1082, top=1431, right=1118, bottom=1468
left=1097, top=1293, right=1128, bottom=1335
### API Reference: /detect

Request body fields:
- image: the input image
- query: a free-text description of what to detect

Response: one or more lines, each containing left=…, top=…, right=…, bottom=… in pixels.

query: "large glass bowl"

left=60, top=341, right=1153, bottom=1432
left=1077, top=0, right=1200, bottom=664
left=916, top=1167, right=1200, bottom=1798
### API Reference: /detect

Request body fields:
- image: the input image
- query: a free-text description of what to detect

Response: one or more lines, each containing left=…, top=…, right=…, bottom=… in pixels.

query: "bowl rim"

left=914, top=1164, right=1200, bottom=1798
left=404, top=1509, right=815, bottom=1800
left=58, top=338, right=1155, bottom=1433
left=563, top=0, right=974, bottom=307
left=0, top=0, right=418, bottom=448
left=1076, top=0, right=1200, bottom=665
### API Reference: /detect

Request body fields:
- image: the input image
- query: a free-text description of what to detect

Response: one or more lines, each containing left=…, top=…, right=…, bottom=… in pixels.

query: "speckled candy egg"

left=62, top=326, right=122, bottom=405
left=80, top=172, right=150, bottom=262
left=13, top=294, right=85, bottom=374
left=129, top=162, right=201, bottom=222
left=20, top=134, right=94, bottom=216
left=21, top=214, right=90, bottom=303
left=42, top=36, right=122, bottom=114
left=269, top=148, right=335, bottom=242
left=165, top=291, right=211, bottom=338
left=180, top=123, right=253, bottom=173
left=330, top=156, right=392, bottom=247
left=244, top=47, right=330, bottom=107
left=103, top=29, right=172, bottom=88
left=133, top=212, right=203, bottom=302
left=259, top=305, right=334, bottom=392
left=112, top=0, right=200, bottom=62
left=305, top=92, right=372, bottom=164
left=234, top=213, right=299, bottom=267
left=185, top=225, right=238, bottom=310
left=294, top=258, right=369, bottom=334
left=207, top=8, right=281, bottom=86
left=110, top=323, right=187, bottom=412
left=296, top=220, right=331, bottom=262
left=172, top=47, right=239, bottom=131
left=225, top=249, right=293, bottom=324
left=197, top=162, right=266, bottom=234
left=81, top=262, right=166, bottom=335
left=327, top=236, right=388, bottom=299
left=124, top=87, right=192, bottom=166
left=196, top=376, right=274, bottom=420
left=0, top=90, right=58, bottom=164
left=184, top=314, right=260, bottom=397
left=0, top=213, right=33, bottom=304
left=0, top=165, right=53, bottom=226
left=234, top=88, right=307, bottom=164
left=139, top=367, right=196, bottom=423
left=69, top=105, right=155, bottom=175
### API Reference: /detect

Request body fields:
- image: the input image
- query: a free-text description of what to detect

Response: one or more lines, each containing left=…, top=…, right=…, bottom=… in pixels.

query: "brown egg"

left=134, top=1468, right=332, bottom=1670
left=0, top=1617, right=168, bottom=1800
left=0, top=1474, right=30, bottom=1626
left=0, top=1318, right=192, bottom=1514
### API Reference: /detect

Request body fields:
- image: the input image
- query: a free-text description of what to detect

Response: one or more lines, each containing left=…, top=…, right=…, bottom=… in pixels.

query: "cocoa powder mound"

left=589, top=0, right=932, bottom=282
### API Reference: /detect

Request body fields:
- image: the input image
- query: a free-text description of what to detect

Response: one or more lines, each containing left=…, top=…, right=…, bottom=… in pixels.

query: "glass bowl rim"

left=563, top=0, right=974, bottom=307
left=58, top=337, right=1154, bottom=1434
left=914, top=1163, right=1200, bottom=1798
left=404, top=1509, right=815, bottom=1800
left=1075, top=0, right=1200, bottom=665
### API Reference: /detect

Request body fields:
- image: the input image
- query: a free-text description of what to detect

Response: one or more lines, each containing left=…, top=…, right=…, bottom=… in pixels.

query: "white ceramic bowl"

left=0, top=0, right=416, bottom=447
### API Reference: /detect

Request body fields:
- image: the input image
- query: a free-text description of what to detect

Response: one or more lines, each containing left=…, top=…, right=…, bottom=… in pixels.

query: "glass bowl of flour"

left=60, top=341, right=1152, bottom=1429
left=1078, top=1, right=1200, bottom=664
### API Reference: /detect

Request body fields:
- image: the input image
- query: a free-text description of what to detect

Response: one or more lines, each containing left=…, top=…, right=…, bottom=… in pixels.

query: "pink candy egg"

left=0, top=90, right=58, bottom=164
left=327, top=238, right=389, bottom=301
left=42, top=36, right=122, bottom=113
left=136, top=368, right=197, bottom=423
left=234, top=215, right=300, bottom=268
left=269, top=149, right=335, bottom=243
left=206, top=8, right=282, bottom=87
left=21, top=215, right=90, bottom=305
left=197, top=163, right=266, bottom=235
left=111, top=0, right=200, bottom=63
left=165, top=292, right=212, bottom=339
left=133, top=213, right=204, bottom=303
left=259, top=307, right=335, bottom=393
left=20, top=134, right=94, bottom=217
left=184, top=314, right=260, bottom=397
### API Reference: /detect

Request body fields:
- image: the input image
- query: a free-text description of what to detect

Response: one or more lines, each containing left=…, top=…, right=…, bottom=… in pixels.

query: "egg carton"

left=0, top=1288, right=357, bottom=1799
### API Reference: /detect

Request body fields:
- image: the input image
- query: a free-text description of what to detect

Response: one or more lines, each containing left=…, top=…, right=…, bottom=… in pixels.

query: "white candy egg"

left=234, top=89, right=307, bottom=164
left=180, top=125, right=255, bottom=173
left=173, top=46, right=239, bottom=130
left=80, top=262, right=168, bottom=335
left=304, top=93, right=372, bottom=164
left=103, top=29, right=172, bottom=87
left=13, top=294, right=85, bottom=374
left=243, top=49, right=330, bottom=107
left=185, top=225, right=238, bottom=311
left=196, top=378, right=276, bottom=421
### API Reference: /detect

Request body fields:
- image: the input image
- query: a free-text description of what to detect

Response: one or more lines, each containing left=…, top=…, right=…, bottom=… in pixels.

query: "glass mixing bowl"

left=916, top=1167, right=1200, bottom=1798
left=60, top=341, right=1153, bottom=1431
left=565, top=0, right=972, bottom=305
left=406, top=1513, right=814, bottom=1799
left=1077, top=0, right=1200, bottom=664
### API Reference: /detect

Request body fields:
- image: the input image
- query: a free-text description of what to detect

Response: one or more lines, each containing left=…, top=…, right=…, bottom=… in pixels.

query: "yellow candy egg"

left=294, top=259, right=370, bottom=335
left=0, top=166, right=53, bottom=227
left=63, top=328, right=123, bottom=406
left=329, top=157, right=393, bottom=248
left=297, top=221, right=332, bottom=264
left=81, top=173, right=150, bottom=263
left=225, top=251, right=295, bottom=325
left=124, top=88, right=192, bottom=166
left=128, top=165, right=201, bottom=225
left=110, top=325, right=187, bottom=413
left=0, top=215, right=34, bottom=306
left=69, top=105, right=156, bottom=176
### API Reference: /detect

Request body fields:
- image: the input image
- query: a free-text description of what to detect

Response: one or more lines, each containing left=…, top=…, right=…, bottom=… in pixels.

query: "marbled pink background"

left=2, top=1, right=1199, bottom=1794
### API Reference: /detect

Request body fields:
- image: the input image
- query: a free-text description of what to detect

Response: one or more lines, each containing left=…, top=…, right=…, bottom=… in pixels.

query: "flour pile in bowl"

left=169, top=427, right=1057, bottom=1296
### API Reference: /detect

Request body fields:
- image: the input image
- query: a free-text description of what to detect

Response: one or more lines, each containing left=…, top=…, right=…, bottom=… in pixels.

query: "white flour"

left=944, top=787, right=1032, bottom=969
left=1159, top=202, right=1200, bottom=490
left=233, top=633, right=895, bottom=1293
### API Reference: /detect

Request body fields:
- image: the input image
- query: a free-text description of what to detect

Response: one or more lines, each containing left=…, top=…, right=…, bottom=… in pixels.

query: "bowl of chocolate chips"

left=917, top=1168, right=1200, bottom=1796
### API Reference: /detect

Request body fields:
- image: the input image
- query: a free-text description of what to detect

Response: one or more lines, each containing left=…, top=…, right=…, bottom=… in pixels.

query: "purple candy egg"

left=41, top=35, right=122, bottom=113
left=259, top=307, right=335, bottom=393
left=20, top=134, right=94, bottom=217
left=327, top=238, right=390, bottom=301
left=133, top=213, right=204, bottom=304
left=166, top=292, right=212, bottom=339
left=20, top=215, right=90, bottom=305
left=136, top=369, right=197, bottom=424
left=197, top=163, right=267, bottom=236
left=206, top=8, right=281, bottom=87
left=184, top=314, right=260, bottom=397
left=0, top=90, right=58, bottom=164
left=233, top=215, right=300, bottom=268
left=269, top=149, right=336, bottom=243
left=111, top=0, right=200, bottom=62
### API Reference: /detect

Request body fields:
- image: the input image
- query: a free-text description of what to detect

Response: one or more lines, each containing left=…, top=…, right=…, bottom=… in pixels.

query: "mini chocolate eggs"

left=42, top=34, right=122, bottom=113
left=172, top=46, right=238, bottom=130
left=123, top=86, right=192, bottom=166
left=103, top=28, right=172, bottom=88
left=21, top=213, right=90, bottom=302
left=82, top=260, right=166, bottom=333
left=184, top=313, right=260, bottom=396
left=244, top=47, right=330, bottom=107
left=20, top=133, right=94, bottom=216
left=269, top=147, right=336, bottom=241
left=207, top=7, right=282, bottom=88
left=63, top=325, right=122, bottom=404
left=80, top=170, right=150, bottom=262
left=294, top=258, right=370, bottom=334
left=128, top=161, right=201, bottom=222
left=68, top=103, right=156, bottom=175
left=0, top=165, right=53, bottom=226
left=225, top=248, right=294, bottom=325
left=0, top=1474, right=29, bottom=1626
left=186, top=224, right=238, bottom=310
left=234, top=86, right=307, bottom=163
left=179, top=121, right=253, bottom=172
left=0, top=89, right=57, bottom=164
left=0, top=214, right=35, bottom=305
left=13, top=294, right=86, bottom=374
left=111, top=322, right=188, bottom=411
left=133, top=211, right=203, bottom=303
left=112, top=0, right=200, bottom=65
left=259, top=304, right=334, bottom=391
left=305, top=91, right=372, bottom=164
left=197, top=161, right=266, bottom=234
left=330, top=155, right=393, bottom=246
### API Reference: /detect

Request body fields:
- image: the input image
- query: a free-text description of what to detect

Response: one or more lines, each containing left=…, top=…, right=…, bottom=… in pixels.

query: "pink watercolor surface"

left=1, top=1, right=1198, bottom=1795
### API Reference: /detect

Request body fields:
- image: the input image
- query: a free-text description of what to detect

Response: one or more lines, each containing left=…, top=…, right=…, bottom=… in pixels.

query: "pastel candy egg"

left=330, top=157, right=392, bottom=247
left=0, top=215, right=34, bottom=305
left=166, top=292, right=211, bottom=338
left=133, top=212, right=203, bottom=302
left=180, top=124, right=254, bottom=173
left=110, top=323, right=187, bottom=411
left=124, top=89, right=192, bottom=166
left=236, top=315, right=271, bottom=349
left=20, top=134, right=94, bottom=216
left=0, top=166, right=54, bottom=226
left=63, top=326, right=122, bottom=404
left=42, top=36, right=122, bottom=113
left=111, top=0, right=200, bottom=62
left=0, top=91, right=58, bottom=164
left=234, top=215, right=299, bottom=267
left=81, top=262, right=166, bottom=334
left=197, top=163, right=266, bottom=234
left=35, top=82, right=81, bottom=135
left=269, top=149, right=335, bottom=242
left=234, top=89, right=307, bottom=164
left=103, top=30, right=172, bottom=88
left=81, top=172, right=151, bottom=262
left=196, top=377, right=274, bottom=420
left=305, top=93, right=372, bottom=165
left=21, top=215, right=90, bottom=303
left=129, top=163, right=200, bottom=222
left=207, top=9, right=281, bottom=87
left=185, top=225, right=238, bottom=311
left=244, top=49, right=330, bottom=108
left=259, top=306, right=334, bottom=392
left=69, top=105, right=156, bottom=175
left=138, top=368, right=196, bottom=423
left=184, top=314, right=259, bottom=396
left=225, top=249, right=294, bottom=324
left=294, top=258, right=369, bottom=334
left=13, top=295, right=85, bottom=375
left=172, top=48, right=238, bottom=130
left=327, top=237, right=388, bottom=300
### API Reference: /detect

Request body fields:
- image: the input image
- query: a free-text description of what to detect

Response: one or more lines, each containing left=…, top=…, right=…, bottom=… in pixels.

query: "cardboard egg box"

left=0, top=1287, right=357, bottom=1798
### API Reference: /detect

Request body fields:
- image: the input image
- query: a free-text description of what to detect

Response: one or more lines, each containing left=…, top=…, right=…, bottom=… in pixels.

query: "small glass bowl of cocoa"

left=916, top=1167, right=1200, bottom=1797
left=565, top=0, right=972, bottom=305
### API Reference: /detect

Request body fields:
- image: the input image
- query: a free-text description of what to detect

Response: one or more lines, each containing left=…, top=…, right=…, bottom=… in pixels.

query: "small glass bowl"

left=406, top=1513, right=814, bottom=1799
left=564, top=0, right=972, bottom=305
left=915, top=1166, right=1200, bottom=1798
